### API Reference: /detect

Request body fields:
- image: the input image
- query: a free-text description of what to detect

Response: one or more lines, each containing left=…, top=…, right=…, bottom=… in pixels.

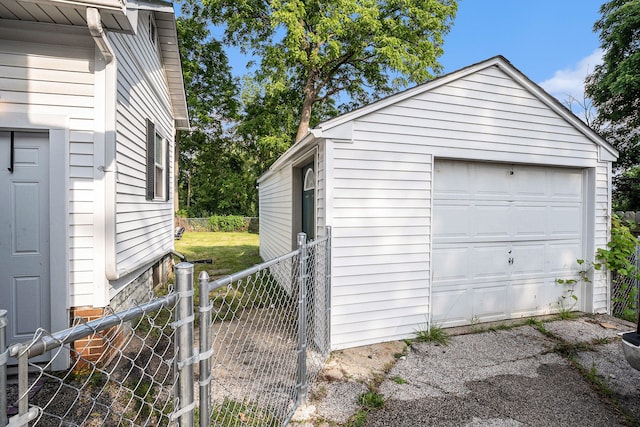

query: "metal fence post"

left=198, top=270, right=211, bottom=427
left=296, top=232, right=308, bottom=406
left=325, top=226, right=332, bottom=353
left=174, top=262, right=195, bottom=427
left=0, top=310, right=7, bottom=427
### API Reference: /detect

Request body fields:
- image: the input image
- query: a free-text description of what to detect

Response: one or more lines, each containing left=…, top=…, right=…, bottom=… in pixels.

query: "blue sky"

left=213, top=0, right=605, bottom=106
left=440, top=0, right=604, bottom=104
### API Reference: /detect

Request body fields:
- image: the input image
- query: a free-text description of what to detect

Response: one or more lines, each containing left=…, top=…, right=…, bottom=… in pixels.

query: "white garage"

left=258, top=56, right=618, bottom=350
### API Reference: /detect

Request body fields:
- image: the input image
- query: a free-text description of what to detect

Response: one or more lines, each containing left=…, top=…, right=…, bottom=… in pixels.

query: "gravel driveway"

left=293, top=315, right=640, bottom=426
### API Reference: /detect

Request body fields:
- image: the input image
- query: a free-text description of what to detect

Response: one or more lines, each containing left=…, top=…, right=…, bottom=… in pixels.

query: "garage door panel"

left=472, top=285, right=508, bottom=322
left=549, top=205, right=582, bottom=236
left=545, top=277, right=573, bottom=310
left=472, top=244, right=510, bottom=279
left=513, top=168, right=547, bottom=198
left=513, top=205, right=547, bottom=237
left=433, top=204, right=471, bottom=239
left=433, top=160, right=471, bottom=196
left=550, top=170, right=583, bottom=200
left=510, top=281, right=545, bottom=315
left=476, top=165, right=510, bottom=197
left=549, top=242, right=582, bottom=274
left=476, top=204, right=510, bottom=238
left=510, top=243, right=546, bottom=276
left=431, top=288, right=471, bottom=327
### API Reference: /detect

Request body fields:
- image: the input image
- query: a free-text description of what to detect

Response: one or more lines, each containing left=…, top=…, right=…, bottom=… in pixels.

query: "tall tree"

left=177, top=4, right=259, bottom=216
left=586, top=0, right=640, bottom=169
left=202, top=0, right=458, bottom=142
left=585, top=0, right=640, bottom=210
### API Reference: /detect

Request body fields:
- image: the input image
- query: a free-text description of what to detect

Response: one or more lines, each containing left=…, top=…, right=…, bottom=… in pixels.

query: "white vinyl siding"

left=110, top=11, right=175, bottom=276
left=329, top=142, right=431, bottom=349
left=259, top=167, right=293, bottom=261
left=593, top=162, right=611, bottom=312
left=0, top=36, right=96, bottom=306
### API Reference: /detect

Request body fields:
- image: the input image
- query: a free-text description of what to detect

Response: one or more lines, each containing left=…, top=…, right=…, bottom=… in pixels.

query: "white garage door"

left=432, top=160, right=584, bottom=327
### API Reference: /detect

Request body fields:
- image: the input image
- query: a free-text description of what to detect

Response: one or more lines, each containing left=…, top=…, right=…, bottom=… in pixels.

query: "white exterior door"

left=0, top=131, right=51, bottom=347
left=432, top=160, right=584, bottom=327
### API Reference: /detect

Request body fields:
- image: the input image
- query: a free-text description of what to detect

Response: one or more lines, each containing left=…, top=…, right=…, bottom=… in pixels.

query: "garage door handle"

left=508, top=257, right=514, bottom=265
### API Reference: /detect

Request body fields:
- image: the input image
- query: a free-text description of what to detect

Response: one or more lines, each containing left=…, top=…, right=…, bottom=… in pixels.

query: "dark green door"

left=302, top=163, right=315, bottom=240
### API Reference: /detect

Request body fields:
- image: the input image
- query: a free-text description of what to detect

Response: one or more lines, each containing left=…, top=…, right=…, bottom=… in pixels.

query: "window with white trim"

left=146, top=119, right=169, bottom=201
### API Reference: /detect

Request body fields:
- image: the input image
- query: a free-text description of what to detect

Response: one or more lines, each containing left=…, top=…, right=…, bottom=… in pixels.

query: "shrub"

left=208, top=215, right=247, bottom=232
left=597, top=214, right=639, bottom=277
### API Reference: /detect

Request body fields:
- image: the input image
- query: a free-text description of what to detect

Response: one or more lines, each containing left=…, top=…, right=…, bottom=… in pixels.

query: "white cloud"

left=539, top=49, right=603, bottom=103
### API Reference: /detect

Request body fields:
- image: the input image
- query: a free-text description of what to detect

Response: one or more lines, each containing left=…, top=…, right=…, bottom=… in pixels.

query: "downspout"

left=88, top=7, right=120, bottom=283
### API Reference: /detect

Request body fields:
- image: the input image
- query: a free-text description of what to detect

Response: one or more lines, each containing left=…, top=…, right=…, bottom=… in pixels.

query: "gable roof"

left=315, top=55, right=616, bottom=159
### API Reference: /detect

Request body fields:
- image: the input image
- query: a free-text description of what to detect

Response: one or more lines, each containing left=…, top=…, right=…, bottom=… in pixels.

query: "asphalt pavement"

left=293, top=315, right=640, bottom=427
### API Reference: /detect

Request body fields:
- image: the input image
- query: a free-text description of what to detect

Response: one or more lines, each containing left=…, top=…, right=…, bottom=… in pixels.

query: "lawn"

left=174, top=231, right=262, bottom=282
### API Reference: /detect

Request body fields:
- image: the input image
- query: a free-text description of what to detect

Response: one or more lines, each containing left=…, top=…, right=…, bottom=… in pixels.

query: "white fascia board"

left=127, top=0, right=174, bottom=13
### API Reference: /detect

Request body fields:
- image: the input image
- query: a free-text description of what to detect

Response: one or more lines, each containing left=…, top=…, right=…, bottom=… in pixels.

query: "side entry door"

left=0, top=131, right=51, bottom=351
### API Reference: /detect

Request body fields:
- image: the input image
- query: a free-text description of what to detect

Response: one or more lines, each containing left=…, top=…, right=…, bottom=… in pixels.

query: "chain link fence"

left=1, top=230, right=330, bottom=427
left=197, top=231, right=331, bottom=427
left=611, top=245, right=640, bottom=320
left=1, top=291, right=183, bottom=427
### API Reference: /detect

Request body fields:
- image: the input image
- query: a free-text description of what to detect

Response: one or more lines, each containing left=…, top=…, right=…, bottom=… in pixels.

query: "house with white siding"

left=0, top=0, right=188, bottom=357
left=258, top=56, right=618, bottom=350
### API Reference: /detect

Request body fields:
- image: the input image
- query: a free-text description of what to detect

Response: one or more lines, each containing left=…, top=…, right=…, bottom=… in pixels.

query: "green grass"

left=414, top=324, right=451, bottom=346
left=391, top=376, right=406, bottom=384
left=173, top=231, right=288, bottom=323
left=210, top=398, right=278, bottom=426
left=173, top=231, right=261, bottom=297
left=174, top=231, right=261, bottom=279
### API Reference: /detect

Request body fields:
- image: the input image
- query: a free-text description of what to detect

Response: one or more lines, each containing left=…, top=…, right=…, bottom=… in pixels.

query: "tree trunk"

left=295, top=76, right=317, bottom=143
